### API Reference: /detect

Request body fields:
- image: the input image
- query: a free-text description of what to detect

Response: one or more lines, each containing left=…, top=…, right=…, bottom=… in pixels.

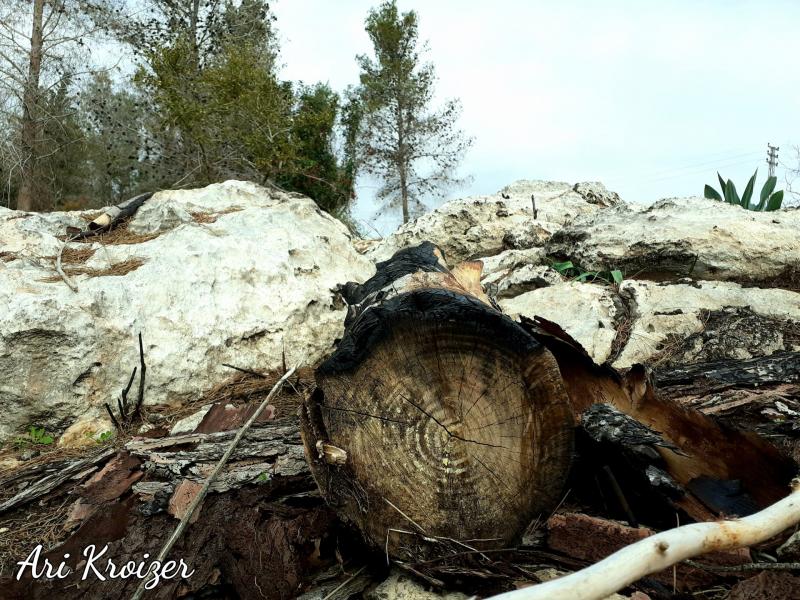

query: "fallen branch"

left=486, top=479, right=800, bottom=600
left=71, top=192, right=153, bottom=239
left=128, top=362, right=299, bottom=600
left=55, top=233, right=80, bottom=292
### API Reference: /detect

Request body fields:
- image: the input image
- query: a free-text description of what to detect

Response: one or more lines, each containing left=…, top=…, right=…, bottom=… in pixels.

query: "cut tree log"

left=76, top=192, right=153, bottom=238
left=303, top=241, right=796, bottom=567
left=301, top=242, right=576, bottom=561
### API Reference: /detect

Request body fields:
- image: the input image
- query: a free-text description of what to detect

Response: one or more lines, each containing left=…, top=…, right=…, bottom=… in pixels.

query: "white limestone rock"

left=546, top=197, right=800, bottom=283
left=479, top=247, right=548, bottom=277
left=369, top=180, right=622, bottom=263
left=368, top=570, right=468, bottom=600
left=169, top=404, right=213, bottom=436
left=0, top=181, right=374, bottom=444
left=614, top=279, right=800, bottom=368
left=483, top=264, right=562, bottom=299
left=500, top=281, right=622, bottom=364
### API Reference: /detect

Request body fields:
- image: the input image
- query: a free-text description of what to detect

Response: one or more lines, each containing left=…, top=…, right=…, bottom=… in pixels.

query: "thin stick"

left=320, top=566, right=366, bottom=600
left=121, top=366, right=137, bottom=419
left=133, top=333, right=146, bottom=420
left=384, top=497, right=428, bottom=534
left=104, top=403, right=121, bottom=432
left=128, top=363, right=299, bottom=600
left=603, top=465, right=637, bottom=527
left=221, top=363, right=269, bottom=379
left=485, top=479, right=800, bottom=600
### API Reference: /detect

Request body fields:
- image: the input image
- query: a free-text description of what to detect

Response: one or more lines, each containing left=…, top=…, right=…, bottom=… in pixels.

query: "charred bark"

left=521, top=316, right=797, bottom=522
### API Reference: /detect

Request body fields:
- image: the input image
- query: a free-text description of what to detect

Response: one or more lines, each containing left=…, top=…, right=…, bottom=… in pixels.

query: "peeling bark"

left=1, top=418, right=335, bottom=600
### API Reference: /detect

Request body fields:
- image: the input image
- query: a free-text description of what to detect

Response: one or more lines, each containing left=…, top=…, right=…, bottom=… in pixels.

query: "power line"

left=642, top=151, right=761, bottom=178
left=604, top=150, right=761, bottom=184
left=609, top=156, right=762, bottom=185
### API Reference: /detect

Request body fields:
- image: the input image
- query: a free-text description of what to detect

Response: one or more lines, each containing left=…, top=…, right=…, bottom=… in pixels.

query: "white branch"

left=486, top=479, right=800, bottom=600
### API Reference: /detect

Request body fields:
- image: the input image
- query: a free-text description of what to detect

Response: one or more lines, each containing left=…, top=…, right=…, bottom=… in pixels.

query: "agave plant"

left=704, top=169, right=784, bottom=211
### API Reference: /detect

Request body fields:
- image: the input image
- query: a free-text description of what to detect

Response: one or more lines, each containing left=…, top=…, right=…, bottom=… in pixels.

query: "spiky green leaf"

left=611, top=269, right=624, bottom=284
left=758, top=176, right=777, bottom=210
left=724, top=179, right=740, bottom=205
left=717, top=172, right=727, bottom=196
left=765, top=190, right=784, bottom=211
left=741, top=169, right=757, bottom=209
left=704, top=184, right=723, bottom=201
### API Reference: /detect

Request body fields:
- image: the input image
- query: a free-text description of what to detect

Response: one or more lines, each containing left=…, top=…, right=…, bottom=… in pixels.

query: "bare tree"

left=0, top=0, right=110, bottom=210
left=783, top=146, right=800, bottom=208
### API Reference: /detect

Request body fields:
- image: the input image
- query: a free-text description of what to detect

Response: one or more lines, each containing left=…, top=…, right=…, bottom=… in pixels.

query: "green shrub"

left=704, top=170, right=784, bottom=211
left=15, top=426, right=54, bottom=448
left=551, top=260, right=624, bottom=286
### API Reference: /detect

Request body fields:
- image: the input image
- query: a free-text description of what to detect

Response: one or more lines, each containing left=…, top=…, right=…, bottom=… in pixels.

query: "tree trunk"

left=300, top=242, right=575, bottom=562
left=396, top=103, right=410, bottom=223
left=15, top=0, right=45, bottom=212
left=399, top=162, right=409, bottom=223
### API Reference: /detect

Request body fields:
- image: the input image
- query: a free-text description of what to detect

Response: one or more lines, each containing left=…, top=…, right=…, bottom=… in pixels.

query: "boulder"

left=500, top=281, right=623, bottom=364
left=369, top=180, right=621, bottom=263
left=0, top=181, right=373, bottom=444
left=613, top=279, right=800, bottom=368
left=546, top=197, right=800, bottom=285
left=483, top=263, right=562, bottom=299
left=495, top=276, right=800, bottom=369
left=479, top=247, right=548, bottom=277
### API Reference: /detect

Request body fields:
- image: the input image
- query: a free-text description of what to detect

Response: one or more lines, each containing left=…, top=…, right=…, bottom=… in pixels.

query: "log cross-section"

left=301, top=242, right=575, bottom=561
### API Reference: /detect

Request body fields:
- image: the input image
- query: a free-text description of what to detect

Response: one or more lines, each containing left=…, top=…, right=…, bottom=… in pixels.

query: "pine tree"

left=356, top=1, right=472, bottom=223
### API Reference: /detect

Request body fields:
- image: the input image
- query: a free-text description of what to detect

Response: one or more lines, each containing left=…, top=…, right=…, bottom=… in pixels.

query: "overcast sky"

left=271, top=0, right=800, bottom=233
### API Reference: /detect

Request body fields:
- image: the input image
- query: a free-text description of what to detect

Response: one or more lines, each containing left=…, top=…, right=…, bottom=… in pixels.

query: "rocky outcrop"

left=368, top=180, right=621, bottom=263
left=500, top=281, right=624, bottom=364
left=496, top=277, right=800, bottom=368
left=614, top=279, right=800, bottom=368
left=0, top=181, right=373, bottom=444
left=4, top=176, right=799, bottom=444
left=546, top=197, right=800, bottom=284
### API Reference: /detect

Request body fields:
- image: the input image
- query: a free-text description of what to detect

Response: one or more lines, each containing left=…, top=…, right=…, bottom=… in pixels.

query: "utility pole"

left=767, top=143, right=780, bottom=178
